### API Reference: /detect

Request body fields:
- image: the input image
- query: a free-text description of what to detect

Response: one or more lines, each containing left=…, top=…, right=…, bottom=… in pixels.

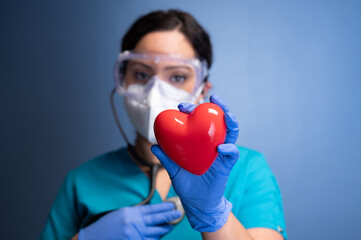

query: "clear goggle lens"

left=114, top=51, right=208, bottom=100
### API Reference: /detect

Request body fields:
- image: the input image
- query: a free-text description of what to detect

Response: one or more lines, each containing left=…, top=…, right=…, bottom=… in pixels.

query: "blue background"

left=1, top=0, right=361, bottom=239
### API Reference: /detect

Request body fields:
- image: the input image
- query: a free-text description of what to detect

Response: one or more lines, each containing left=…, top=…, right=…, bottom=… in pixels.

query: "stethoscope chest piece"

left=165, top=196, right=185, bottom=225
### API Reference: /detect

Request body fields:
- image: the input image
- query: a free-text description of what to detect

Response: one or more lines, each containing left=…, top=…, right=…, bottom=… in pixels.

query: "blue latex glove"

left=78, top=202, right=182, bottom=240
left=151, top=94, right=240, bottom=232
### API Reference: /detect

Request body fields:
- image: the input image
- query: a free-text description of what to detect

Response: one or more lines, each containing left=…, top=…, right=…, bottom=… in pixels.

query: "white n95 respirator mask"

left=123, top=76, right=204, bottom=144
left=113, top=50, right=208, bottom=144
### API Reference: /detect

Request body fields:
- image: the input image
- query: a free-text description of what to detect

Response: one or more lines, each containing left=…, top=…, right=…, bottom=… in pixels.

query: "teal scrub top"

left=39, top=146, right=287, bottom=239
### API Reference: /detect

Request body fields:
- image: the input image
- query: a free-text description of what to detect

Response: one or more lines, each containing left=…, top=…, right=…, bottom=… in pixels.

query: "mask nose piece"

left=141, top=75, right=161, bottom=98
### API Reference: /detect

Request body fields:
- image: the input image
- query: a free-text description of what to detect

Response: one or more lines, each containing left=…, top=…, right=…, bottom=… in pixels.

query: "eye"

left=134, top=71, right=151, bottom=82
left=170, top=75, right=187, bottom=84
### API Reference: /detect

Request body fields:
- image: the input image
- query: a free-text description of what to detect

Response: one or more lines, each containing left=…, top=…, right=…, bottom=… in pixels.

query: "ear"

left=201, top=81, right=212, bottom=97
left=196, top=81, right=212, bottom=104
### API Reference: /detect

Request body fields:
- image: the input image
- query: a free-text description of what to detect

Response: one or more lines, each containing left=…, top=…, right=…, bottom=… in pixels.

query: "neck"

left=131, top=135, right=172, bottom=200
left=131, top=133, right=160, bottom=170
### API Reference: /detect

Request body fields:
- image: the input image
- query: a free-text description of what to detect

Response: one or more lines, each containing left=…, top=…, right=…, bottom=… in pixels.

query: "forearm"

left=201, top=212, right=285, bottom=240
left=71, top=233, right=79, bottom=240
left=201, top=212, right=253, bottom=240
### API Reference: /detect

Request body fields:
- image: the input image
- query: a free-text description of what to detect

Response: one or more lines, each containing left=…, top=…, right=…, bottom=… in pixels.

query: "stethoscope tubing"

left=82, top=89, right=184, bottom=228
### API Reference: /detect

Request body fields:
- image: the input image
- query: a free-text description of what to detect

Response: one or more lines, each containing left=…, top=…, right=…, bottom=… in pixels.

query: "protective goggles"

left=114, top=51, right=208, bottom=100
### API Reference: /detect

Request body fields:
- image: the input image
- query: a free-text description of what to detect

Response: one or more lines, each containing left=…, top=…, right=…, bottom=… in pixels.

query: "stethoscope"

left=83, top=88, right=185, bottom=228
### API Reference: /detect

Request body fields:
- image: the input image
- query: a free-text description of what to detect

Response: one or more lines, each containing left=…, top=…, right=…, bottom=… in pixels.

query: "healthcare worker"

left=39, top=10, right=287, bottom=240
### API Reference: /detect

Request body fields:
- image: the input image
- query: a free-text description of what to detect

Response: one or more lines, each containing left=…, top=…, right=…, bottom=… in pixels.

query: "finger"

left=210, top=94, right=229, bottom=114
left=139, top=202, right=176, bottom=215
left=178, top=102, right=196, bottom=114
left=144, top=210, right=182, bottom=226
left=224, top=112, right=239, bottom=144
left=144, top=225, right=173, bottom=237
left=217, top=144, right=240, bottom=169
left=151, top=145, right=180, bottom=179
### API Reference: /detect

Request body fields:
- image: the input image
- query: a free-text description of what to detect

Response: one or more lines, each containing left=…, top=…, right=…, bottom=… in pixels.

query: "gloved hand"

left=78, top=202, right=182, bottom=240
left=151, top=94, right=240, bottom=233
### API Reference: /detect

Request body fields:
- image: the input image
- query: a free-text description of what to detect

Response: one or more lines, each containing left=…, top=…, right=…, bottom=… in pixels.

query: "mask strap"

left=194, top=82, right=207, bottom=104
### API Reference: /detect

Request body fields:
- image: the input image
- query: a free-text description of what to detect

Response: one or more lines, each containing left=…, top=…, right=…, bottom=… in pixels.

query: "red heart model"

left=154, top=103, right=227, bottom=175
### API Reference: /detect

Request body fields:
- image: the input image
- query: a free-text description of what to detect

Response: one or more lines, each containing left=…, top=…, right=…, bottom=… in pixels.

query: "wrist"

left=78, top=227, right=93, bottom=240
left=183, top=196, right=233, bottom=232
left=78, top=230, right=85, bottom=240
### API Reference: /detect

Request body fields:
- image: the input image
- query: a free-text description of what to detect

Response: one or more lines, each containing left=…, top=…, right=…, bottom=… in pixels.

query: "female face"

left=124, top=30, right=198, bottom=93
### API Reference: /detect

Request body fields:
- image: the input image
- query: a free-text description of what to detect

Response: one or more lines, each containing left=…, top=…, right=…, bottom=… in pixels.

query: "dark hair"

left=121, top=9, right=213, bottom=70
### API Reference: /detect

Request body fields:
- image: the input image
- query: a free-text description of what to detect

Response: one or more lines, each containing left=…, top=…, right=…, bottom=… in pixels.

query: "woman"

left=40, top=9, right=287, bottom=240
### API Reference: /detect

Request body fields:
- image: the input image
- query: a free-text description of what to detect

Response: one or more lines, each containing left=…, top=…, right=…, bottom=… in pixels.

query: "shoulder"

left=64, top=147, right=136, bottom=186
left=227, top=146, right=287, bottom=239
left=229, top=145, right=279, bottom=195
left=237, top=145, right=268, bottom=165
left=77, top=147, right=130, bottom=170
left=230, top=145, right=270, bottom=180
left=226, top=145, right=268, bottom=204
left=39, top=148, right=133, bottom=239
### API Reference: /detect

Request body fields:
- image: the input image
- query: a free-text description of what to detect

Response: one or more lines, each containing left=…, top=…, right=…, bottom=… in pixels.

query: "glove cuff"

left=78, top=230, right=85, bottom=240
left=78, top=228, right=93, bottom=240
left=183, top=196, right=233, bottom=232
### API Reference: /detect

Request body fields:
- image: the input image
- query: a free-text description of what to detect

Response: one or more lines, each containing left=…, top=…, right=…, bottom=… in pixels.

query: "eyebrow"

left=164, top=65, right=192, bottom=71
left=128, top=61, right=153, bottom=71
left=128, top=61, right=192, bottom=72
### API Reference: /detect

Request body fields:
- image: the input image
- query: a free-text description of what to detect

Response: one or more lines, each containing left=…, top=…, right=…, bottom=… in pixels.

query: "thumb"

left=178, top=102, right=196, bottom=114
left=151, top=145, right=179, bottom=179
